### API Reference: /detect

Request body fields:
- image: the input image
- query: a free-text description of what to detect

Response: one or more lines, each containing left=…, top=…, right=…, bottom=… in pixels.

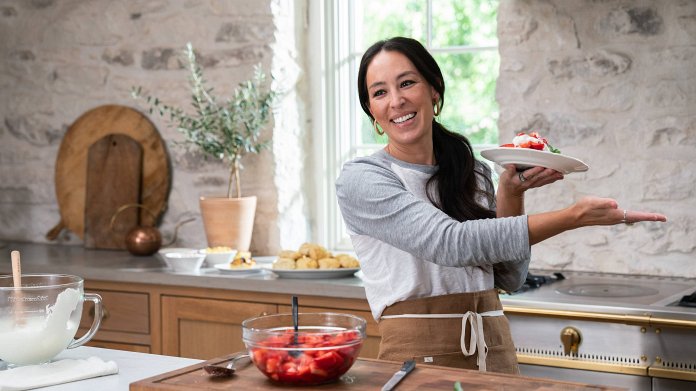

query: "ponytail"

left=427, top=122, right=496, bottom=221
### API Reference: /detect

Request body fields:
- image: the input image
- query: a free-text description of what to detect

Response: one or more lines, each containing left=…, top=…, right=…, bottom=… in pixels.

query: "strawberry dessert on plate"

left=500, top=132, right=561, bottom=154
left=480, top=132, right=588, bottom=174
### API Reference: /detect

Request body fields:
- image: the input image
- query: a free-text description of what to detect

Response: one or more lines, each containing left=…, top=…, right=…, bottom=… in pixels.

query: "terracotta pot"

left=199, top=196, right=257, bottom=251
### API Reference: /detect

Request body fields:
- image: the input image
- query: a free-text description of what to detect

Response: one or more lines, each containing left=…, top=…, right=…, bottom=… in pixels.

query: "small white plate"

left=480, top=147, right=589, bottom=174
left=213, top=264, right=263, bottom=275
left=271, top=268, right=360, bottom=279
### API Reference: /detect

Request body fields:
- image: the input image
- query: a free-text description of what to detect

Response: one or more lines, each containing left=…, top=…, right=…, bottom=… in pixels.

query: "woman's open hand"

left=571, top=196, right=667, bottom=227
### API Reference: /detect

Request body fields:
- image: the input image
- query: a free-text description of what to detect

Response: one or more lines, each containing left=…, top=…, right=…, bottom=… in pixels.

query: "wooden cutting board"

left=84, top=134, right=143, bottom=249
left=129, top=353, right=625, bottom=390
left=48, top=104, right=170, bottom=240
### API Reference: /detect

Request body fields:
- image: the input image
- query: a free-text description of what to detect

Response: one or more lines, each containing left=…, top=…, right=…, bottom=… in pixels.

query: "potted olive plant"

left=132, top=43, right=277, bottom=251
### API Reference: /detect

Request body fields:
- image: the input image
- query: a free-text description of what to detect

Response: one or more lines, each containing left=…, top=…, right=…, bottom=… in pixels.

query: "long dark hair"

left=357, top=37, right=495, bottom=221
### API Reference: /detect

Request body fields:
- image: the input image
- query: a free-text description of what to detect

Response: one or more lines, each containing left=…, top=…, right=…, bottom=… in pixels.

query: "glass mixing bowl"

left=0, top=274, right=103, bottom=366
left=242, top=312, right=366, bottom=385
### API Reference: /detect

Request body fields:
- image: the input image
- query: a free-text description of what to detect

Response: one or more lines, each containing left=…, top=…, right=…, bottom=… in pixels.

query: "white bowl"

left=202, top=248, right=236, bottom=267
left=157, top=247, right=199, bottom=262
left=162, top=252, right=206, bottom=273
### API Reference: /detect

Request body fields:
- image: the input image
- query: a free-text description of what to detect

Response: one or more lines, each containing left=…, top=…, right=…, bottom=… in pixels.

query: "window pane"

left=358, top=0, right=427, bottom=50
left=359, top=114, right=389, bottom=144
left=431, top=0, right=498, bottom=47
left=434, top=50, right=499, bottom=144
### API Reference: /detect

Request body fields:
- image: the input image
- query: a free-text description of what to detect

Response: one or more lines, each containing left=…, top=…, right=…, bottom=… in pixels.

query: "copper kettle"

left=111, top=204, right=194, bottom=256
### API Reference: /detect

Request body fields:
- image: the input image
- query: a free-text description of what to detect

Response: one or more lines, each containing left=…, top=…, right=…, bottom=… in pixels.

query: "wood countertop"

left=130, top=353, right=626, bottom=390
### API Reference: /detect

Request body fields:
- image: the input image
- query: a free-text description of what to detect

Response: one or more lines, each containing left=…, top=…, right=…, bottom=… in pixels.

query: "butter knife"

left=381, top=359, right=416, bottom=391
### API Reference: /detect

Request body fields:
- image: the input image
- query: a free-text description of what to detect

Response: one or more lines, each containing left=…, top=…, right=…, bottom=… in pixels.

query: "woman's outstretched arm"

left=527, top=196, right=667, bottom=245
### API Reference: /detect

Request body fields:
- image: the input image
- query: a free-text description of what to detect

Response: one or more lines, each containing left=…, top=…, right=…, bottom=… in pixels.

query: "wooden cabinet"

left=79, top=281, right=381, bottom=360
left=80, top=285, right=151, bottom=353
left=161, top=296, right=277, bottom=359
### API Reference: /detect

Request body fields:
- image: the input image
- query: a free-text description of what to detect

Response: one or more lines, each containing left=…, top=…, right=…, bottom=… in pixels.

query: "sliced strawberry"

left=309, top=361, right=329, bottom=377
left=313, top=350, right=344, bottom=371
left=265, top=357, right=280, bottom=374
left=529, top=142, right=545, bottom=150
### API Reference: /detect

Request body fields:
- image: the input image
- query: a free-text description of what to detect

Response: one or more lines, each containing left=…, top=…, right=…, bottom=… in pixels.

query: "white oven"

left=500, top=271, right=696, bottom=391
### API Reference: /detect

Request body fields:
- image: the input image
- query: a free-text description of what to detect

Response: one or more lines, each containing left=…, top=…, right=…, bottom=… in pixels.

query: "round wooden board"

left=53, top=104, right=170, bottom=239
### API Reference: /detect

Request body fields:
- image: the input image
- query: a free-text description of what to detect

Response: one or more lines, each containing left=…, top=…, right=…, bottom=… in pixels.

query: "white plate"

left=480, top=147, right=589, bottom=174
left=271, top=268, right=360, bottom=279
left=213, top=264, right=263, bottom=275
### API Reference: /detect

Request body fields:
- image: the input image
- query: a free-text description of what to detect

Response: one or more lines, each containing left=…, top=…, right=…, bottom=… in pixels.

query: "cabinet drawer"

left=81, top=290, right=149, bottom=334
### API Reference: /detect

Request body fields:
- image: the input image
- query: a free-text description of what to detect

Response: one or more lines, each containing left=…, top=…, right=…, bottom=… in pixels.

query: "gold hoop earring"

left=433, top=100, right=441, bottom=117
left=373, top=119, right=384, bottom=136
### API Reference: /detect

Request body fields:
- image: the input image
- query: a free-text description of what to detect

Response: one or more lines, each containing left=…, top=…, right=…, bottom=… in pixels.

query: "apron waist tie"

left=380, top=310, right=505, bottom=372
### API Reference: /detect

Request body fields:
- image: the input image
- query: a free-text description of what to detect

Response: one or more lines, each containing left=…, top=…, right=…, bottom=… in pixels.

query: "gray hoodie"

left=335, top=149, right=531, bottom=320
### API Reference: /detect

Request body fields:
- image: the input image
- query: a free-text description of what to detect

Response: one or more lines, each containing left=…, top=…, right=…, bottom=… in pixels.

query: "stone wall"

left=498, top=0, right=696, bottom=277
left=0, top=0, right=309, bottom=255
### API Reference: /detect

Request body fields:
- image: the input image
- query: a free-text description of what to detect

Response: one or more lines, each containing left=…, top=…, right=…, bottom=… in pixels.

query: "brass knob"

left=89, top=305, right=110, bottom=321
left=259, top=311, right=269, bottom=317
left=560, top=326, right=582, bottom=356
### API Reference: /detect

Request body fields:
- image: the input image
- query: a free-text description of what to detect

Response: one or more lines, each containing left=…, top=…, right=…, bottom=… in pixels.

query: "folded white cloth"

left=0, top=356, right=118, bottom=391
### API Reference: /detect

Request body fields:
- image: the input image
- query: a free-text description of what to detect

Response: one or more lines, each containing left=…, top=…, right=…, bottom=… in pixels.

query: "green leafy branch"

left=132, top=42, right=278, bottom=198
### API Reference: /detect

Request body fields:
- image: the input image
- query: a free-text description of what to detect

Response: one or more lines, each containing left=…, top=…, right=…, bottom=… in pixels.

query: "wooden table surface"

left=130, top=353, right=626, bottom=390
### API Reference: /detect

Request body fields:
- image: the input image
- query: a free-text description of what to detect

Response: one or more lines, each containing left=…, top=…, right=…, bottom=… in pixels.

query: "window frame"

left=309, top=0, right=499, bottom=250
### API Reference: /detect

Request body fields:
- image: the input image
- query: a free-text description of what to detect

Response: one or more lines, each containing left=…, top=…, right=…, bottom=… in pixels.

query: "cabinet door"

left=278, top=305, right=381, bottom=359
left=162, top=296, right=276, bottom=359
left=80, top=289, right=151, bottom=353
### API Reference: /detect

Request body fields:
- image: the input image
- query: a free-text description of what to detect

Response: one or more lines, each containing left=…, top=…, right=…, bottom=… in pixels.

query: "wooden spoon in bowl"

left=10, top=251, right=24, bottom=323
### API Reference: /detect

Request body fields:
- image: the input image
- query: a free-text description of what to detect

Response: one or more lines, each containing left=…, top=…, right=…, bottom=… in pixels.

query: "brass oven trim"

left=517, top=353, right=648, bottom=376
left=648, top=367, right=696, bottom=382
left=503, top=305, right=651, bottom=325
left=648, top=317, right=696, bottom=329
left=503, top=305, right=696, bottom=329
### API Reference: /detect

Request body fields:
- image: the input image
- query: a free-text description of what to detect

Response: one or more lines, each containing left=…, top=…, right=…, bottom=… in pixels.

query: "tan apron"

left=377, top=289, right=519, bottom=374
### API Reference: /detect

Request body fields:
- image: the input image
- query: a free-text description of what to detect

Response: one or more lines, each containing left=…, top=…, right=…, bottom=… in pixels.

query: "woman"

left=335, top=37, right=666, bottom=374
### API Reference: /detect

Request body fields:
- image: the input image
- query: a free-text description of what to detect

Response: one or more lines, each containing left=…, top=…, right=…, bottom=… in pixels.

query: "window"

left=309, top=1, right=499, bottom=249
